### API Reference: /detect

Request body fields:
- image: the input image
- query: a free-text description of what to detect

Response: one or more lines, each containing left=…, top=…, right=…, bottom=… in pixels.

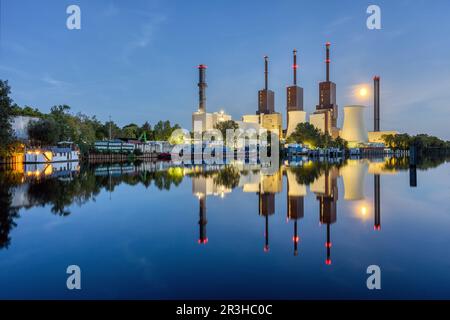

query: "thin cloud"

left=122, top=14, right=166, bottom=63
left=42, top=75, right=69, bottom=88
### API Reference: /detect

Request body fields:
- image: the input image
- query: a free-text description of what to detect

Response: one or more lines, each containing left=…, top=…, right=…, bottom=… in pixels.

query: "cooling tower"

left=340, top=159, right=368, bottom=200
left=341, top=105, right=368, bottom=144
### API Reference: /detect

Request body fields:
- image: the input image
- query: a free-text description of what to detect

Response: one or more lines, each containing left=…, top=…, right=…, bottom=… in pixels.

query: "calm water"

left=0, top=156, right=449, bottom=299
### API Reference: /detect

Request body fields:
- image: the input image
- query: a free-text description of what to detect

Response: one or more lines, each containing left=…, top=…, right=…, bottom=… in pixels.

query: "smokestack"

left=326, top=42, right=331, bottom=82
left=264, top=56, right=269, bottom=90
left=293, top=49, right=298, bottom=85
left=198, top=64, right=207, bottom=113
left=374, top=76, right=380, bottom=131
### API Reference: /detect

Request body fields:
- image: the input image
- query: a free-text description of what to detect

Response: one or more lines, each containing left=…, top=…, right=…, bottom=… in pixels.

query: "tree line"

left=0, top=79, right=181, bottom=156
left=382, top=133, right=450, bottom=151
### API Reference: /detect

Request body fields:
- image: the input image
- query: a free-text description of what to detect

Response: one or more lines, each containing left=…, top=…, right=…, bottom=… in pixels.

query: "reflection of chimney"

left=287, top=169, right=304, bottom=256
left=198, top=65, right=207, bottom=113
left=259, top=192, right=275, bottom=253
left=374, top=174, right=381, bottom=231
left=293, top=220, right=299, bottom=256
left=374, top=76, right=380, bottom=132
left=198, top=197, right=208, bottom=244
left=264, top=215, right=269, bottom=252
left=317, top=169, right=337, bottom=265
left=325, top=223, right=332, bottom=265
left=409, top=143, right=418, bottom=187
left=288, top=195, right=303, bottom=256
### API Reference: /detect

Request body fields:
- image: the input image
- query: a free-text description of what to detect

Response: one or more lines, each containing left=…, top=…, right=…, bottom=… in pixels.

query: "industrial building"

left=286, top=49, right=307, bottom=137
left=191, top=64, right=231, bottom=133
left=191, top=44, right=397, bottom=149
left=310, top=42, right=339, bottom=138
left=242, top=56, right=283, bottom=137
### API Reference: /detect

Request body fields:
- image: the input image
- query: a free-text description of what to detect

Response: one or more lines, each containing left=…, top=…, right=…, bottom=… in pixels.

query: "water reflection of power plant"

left=190, top=159, right=397, bottom=264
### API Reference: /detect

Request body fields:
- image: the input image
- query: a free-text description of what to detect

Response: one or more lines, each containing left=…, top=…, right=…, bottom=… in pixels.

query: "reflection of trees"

left=0, top=172, right=20, bottom=249
left=19, top=164, right=187, bottom=216
left=417, top=154, right=450, bottom=170
left=27, top=171, right=101, bottom=216
left=291, top=161, right=344, bottom=185
left=213, top=166, right=241, bottom=189
left=382, top=155, right=449, bottom=171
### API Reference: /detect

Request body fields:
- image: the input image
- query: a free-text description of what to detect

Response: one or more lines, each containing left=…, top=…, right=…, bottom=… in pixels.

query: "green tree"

left=27, top=118, right=61, bottom=145
left=49, top=105, right=74, bottom=141
left=139, top=121, right=153, bottom=141
left=287, top=123, right=322, bottom=148
left=102, top=120, right=121, bottom=140
left=214, top=120, right=239, bottom=144
left=11, top=105, right=43, bottom=117
left=122, top=123, right=139, bottom=139
left=0, top=80, right=15, bottom=157
left=153, top=120, right=180, bottom=141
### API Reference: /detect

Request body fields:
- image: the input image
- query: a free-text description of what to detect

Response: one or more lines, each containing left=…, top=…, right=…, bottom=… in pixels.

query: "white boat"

left=24, top=142, right=80, bottom=164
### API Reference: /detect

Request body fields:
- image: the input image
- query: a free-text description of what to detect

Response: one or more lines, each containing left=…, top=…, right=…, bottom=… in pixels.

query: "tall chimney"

left=264, top=56, right=269, bottom=90
left=326, top=42, right=331, bottom=82
left=198, top=64, right=207, bottom=113
left=374, top=76, right=380, bottom=131
left=293, top=49, right=298, bottom=85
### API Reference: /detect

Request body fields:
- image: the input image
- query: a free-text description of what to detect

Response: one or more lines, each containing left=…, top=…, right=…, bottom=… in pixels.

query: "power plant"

left=257, top=56, right=275, bottom=115
left=310, top=42, right=339, bottom=138
left=191, top=41, right=397, bottom=147
left=286, top=49, right=306, bottom=138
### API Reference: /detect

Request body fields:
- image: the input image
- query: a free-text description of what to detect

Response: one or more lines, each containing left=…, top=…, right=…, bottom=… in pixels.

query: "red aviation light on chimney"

left=197, top=64, right=208, bottom=69
left=293, top=236, right=300, bottom=243
left=264, top=245, right=270, bottom=253
left=325, top=259, right=332, bottom=265
left=326, top=42, right=331, bottom=47
left=198, top=238, right=208, bottom=244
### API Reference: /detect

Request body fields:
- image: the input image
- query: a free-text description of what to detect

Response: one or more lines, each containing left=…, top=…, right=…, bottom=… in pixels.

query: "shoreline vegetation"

left=1, top=80, right=181, bottom=161
left=1, top=79, right=450, bottom=163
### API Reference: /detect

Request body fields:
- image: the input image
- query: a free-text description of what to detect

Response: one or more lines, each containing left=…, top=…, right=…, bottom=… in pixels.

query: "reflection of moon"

left=340, top=159, right=368, bottom=200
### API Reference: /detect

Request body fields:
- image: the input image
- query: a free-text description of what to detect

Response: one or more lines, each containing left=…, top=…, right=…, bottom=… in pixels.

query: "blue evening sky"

left=1, top=0, right=449, bottom=139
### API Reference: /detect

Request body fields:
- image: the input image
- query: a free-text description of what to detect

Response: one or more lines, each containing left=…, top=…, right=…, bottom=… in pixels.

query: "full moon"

left=359, top=87, right=368, bottom=97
